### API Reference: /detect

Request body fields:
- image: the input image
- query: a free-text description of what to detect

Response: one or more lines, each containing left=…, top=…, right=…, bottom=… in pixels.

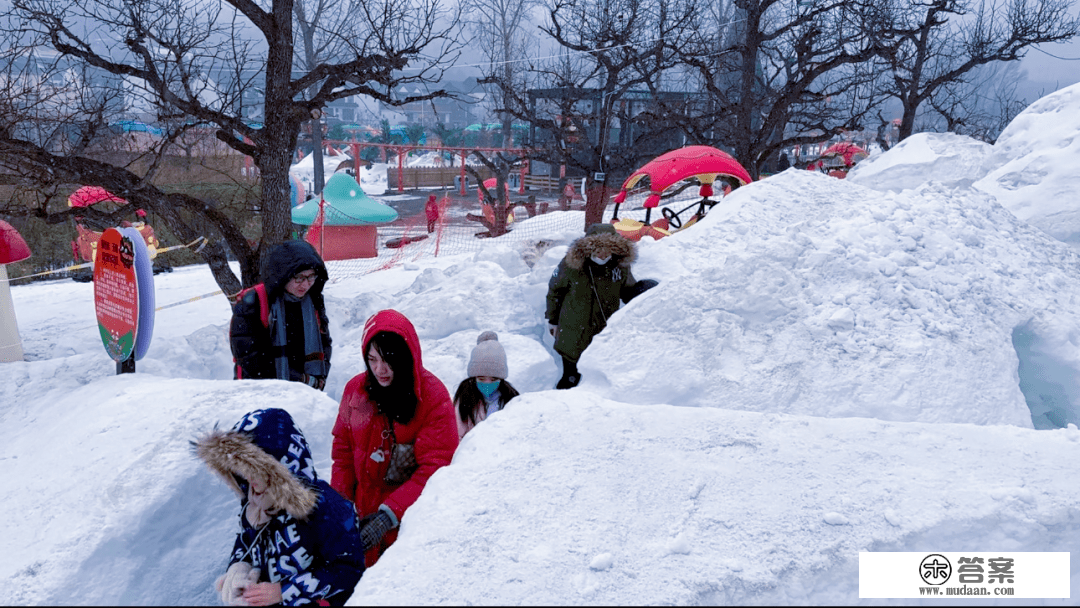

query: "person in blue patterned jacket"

left=195, top=408, right=365, bottom=606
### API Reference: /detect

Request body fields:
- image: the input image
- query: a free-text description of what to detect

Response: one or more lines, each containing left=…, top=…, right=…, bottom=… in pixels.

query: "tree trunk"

left=584, top=182, right=609, bottom=230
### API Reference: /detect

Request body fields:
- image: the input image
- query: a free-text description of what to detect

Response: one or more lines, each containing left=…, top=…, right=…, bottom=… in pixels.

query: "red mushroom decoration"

left=0, top=220, right=32, bottom=362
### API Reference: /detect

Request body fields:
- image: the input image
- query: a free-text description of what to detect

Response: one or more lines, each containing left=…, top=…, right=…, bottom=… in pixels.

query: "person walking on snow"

left=546, top=223, right=657, bottom=389
left=230, top=240, right=332, bottom=390
left=331, top=309, right=459, bottom=567
left=454, top=331, right=520, bottom=439
left=194, top=407, right=365, bottom=606
left=425, top=194, right=439, bottom=234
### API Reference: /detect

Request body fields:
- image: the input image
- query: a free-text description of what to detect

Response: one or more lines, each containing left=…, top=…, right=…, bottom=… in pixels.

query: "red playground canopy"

left=820, top=142, right=868, bottom=167
left=613, top=145, right=753, bottom=209
left=608, top=146, right=754, bottom=241
left=68, top=186, right=127, bottom=208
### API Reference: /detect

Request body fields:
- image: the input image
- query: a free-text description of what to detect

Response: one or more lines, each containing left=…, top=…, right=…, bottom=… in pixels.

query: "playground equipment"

left=478, top=178, right=516, bottom=229
left=609, top=145, right=753, bottom=241
left=291, top=172, right=399, bottom=260
left=68, top=186, right=160, bottom=272
left=0, top=220, right=31, bottom=362
left=806, top=142, right=868, bottom=178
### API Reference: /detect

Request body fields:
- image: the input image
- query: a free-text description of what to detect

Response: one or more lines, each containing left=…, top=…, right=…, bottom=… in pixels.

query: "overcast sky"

left=1022, top=38, right=1080, bottom=89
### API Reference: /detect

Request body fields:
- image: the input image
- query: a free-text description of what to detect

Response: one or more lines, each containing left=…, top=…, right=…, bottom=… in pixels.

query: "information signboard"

left=93, top=228, right=139, bottom=363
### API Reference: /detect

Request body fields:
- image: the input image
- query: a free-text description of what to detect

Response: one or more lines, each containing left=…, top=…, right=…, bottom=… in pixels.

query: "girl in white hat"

left=454, top=331, right=520, bottom=439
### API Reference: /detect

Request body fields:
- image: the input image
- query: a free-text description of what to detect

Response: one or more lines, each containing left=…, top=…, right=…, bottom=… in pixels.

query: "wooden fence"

left=386, top=166, right=495, bottom=190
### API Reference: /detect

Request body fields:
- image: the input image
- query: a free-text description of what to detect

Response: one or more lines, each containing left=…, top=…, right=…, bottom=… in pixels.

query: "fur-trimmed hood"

left=194, top=408, right=319, bottom=520
left=564, top=223, right=636, bottom=271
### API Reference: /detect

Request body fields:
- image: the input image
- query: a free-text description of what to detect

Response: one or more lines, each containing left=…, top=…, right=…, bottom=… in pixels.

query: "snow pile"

left=290, top=155, right=389, bottom=196
left=850, top=82, right=1080, bottom=251
left=582, top=170, right=1080, bottom=429
left=973, top=83, right=1080, bottom=246
left=357, top=393, right=1080, bottom=605
left=389, top=150, right=483, bottom=168
left=2, top=378, right=339, bottom=606
left=847, top=132, right=993, bottom=192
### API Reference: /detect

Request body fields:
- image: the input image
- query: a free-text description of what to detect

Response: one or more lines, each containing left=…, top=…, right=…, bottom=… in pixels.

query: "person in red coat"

left=424, top=194, right=439, bottom=233
left=331, top=309, right=459, bottom=567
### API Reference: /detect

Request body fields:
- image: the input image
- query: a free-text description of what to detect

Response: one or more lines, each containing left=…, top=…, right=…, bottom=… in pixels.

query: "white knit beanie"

left=467, top=331, right=508, bottom=379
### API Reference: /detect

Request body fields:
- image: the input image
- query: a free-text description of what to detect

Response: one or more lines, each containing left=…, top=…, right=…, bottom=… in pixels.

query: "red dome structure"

left=609, top=146, right=753, bottom=240
left=68, top=186, right=127, bottom=208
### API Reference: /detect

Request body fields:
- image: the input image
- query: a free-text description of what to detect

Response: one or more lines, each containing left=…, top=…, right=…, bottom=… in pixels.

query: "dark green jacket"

left=546, top=225, right=638, bottom=362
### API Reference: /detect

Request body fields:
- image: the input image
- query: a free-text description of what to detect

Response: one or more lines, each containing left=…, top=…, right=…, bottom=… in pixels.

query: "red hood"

left=361, top=309, right=425, bottom=396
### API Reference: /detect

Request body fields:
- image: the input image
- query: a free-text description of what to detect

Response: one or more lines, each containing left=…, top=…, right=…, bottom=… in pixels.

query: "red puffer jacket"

left=331, top=309, right=458, bottom=567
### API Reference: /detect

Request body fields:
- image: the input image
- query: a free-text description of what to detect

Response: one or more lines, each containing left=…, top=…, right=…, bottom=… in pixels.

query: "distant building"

left=383, top=78, right=487, bottom=128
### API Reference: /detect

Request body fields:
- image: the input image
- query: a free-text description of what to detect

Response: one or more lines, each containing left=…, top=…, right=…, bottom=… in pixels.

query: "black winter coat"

left=230, top=240, right=332, bottom=381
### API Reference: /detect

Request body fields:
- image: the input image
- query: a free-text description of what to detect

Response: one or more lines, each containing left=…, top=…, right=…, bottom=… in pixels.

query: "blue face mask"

left=477, top=380, right=500, bottom=398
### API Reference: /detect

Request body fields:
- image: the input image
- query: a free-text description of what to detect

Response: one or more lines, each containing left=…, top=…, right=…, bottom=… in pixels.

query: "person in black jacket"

left=230, top=240, right=332, bottom=390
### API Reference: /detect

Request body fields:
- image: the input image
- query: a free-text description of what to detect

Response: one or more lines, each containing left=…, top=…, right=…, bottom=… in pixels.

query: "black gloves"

left=623, top=279, right=659, bottom=303
left=359, top=509, right=396, bottom=552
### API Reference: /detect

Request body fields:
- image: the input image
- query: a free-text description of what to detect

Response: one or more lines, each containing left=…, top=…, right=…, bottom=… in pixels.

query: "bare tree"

left=501, top=0, right=700, bottom=228
left=668, top=0, right=893, bottom=178
left=0, top=0, right=459, bottom=292
left=921, top=61, right=1031, bottom=142
left=879, top=0, right=1079, bottom=142
left=293, top=0, right=364, bottom=194
left=464, top=0, right=543, bottom=147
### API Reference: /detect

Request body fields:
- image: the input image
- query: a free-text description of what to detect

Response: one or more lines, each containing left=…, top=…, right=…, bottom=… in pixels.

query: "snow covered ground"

left=290, top=153, right=390, bottom=196
left=4, top=85, right=1080, bottom=605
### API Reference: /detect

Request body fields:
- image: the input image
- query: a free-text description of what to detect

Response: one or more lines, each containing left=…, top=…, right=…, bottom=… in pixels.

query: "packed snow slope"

left=582, top=170, right=1080, bottom=430
left=846, top=131, right=994, bottom=193
left=357, top=393, right=1080, bottom=606
left=849, top=82, right=1080, bottom=251
left=5, top=97, right=1080, bottom=602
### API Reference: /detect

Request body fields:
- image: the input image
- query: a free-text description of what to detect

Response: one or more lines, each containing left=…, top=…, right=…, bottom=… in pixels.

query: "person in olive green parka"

left=545, top=223, right=657, bottom=389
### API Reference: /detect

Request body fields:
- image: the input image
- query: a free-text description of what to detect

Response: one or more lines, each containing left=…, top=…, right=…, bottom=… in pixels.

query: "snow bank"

left=290, top=156, right=389, bottom=196
left=973, top=83, right=1080, bottom=246
left=846, top=132, right=993, bottom=192
left=353, top=391, right=1080, bottom=605
left=580, top=170, right=1080, bottom=428
left=1, top=376, right=340, bottom=606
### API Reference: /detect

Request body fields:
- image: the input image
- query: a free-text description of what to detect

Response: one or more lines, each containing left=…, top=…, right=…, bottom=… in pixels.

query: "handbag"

left=383, top=421, right=418, bottom=486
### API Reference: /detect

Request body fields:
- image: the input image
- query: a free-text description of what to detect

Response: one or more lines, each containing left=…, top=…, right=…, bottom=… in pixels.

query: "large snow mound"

left=353, top=391, right=1080, bottom=605
left=1, top=376, right=341, bottom=606
left=846, top=132, right=993, bottom=192
left=973, top=82, right=1080, bottom=245
left=579, top=170, right=1080, bottom=428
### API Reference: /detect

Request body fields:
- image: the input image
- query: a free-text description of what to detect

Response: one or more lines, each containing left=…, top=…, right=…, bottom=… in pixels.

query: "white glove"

left=216, top=562, right=260, bottom=606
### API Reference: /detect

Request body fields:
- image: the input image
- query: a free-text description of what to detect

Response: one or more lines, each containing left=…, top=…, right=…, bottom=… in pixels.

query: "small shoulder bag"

left=382, top=420, right=419, bottom=486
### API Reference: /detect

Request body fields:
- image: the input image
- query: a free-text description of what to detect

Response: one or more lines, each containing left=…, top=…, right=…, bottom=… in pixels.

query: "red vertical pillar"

left=518, top=159, right=527, bottom=194
left=460, top=151, right=467, bottom=196
left=397, top=148, right=404, bottom=193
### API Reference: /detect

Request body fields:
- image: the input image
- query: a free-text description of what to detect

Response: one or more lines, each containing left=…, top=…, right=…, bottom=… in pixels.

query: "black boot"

left=555, top=357, right=580, bottom=389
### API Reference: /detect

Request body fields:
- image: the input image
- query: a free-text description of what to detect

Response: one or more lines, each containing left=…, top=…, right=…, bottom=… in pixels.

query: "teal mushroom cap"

left=291, top=173, right=399, bottom=226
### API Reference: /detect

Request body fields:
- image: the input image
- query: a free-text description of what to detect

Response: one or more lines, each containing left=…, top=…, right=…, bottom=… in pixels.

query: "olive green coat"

left=545, top=225, right=638, bottom=362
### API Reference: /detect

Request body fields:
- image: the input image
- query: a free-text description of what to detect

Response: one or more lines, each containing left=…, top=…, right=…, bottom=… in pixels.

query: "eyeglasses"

left=290, top=271, right=318, bottom=285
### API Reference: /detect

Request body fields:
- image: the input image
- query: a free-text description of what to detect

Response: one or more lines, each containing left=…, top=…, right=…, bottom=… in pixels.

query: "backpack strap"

left=253, top=283, right=269, bottom=328
left=232, top=283, right=271, bottom=380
